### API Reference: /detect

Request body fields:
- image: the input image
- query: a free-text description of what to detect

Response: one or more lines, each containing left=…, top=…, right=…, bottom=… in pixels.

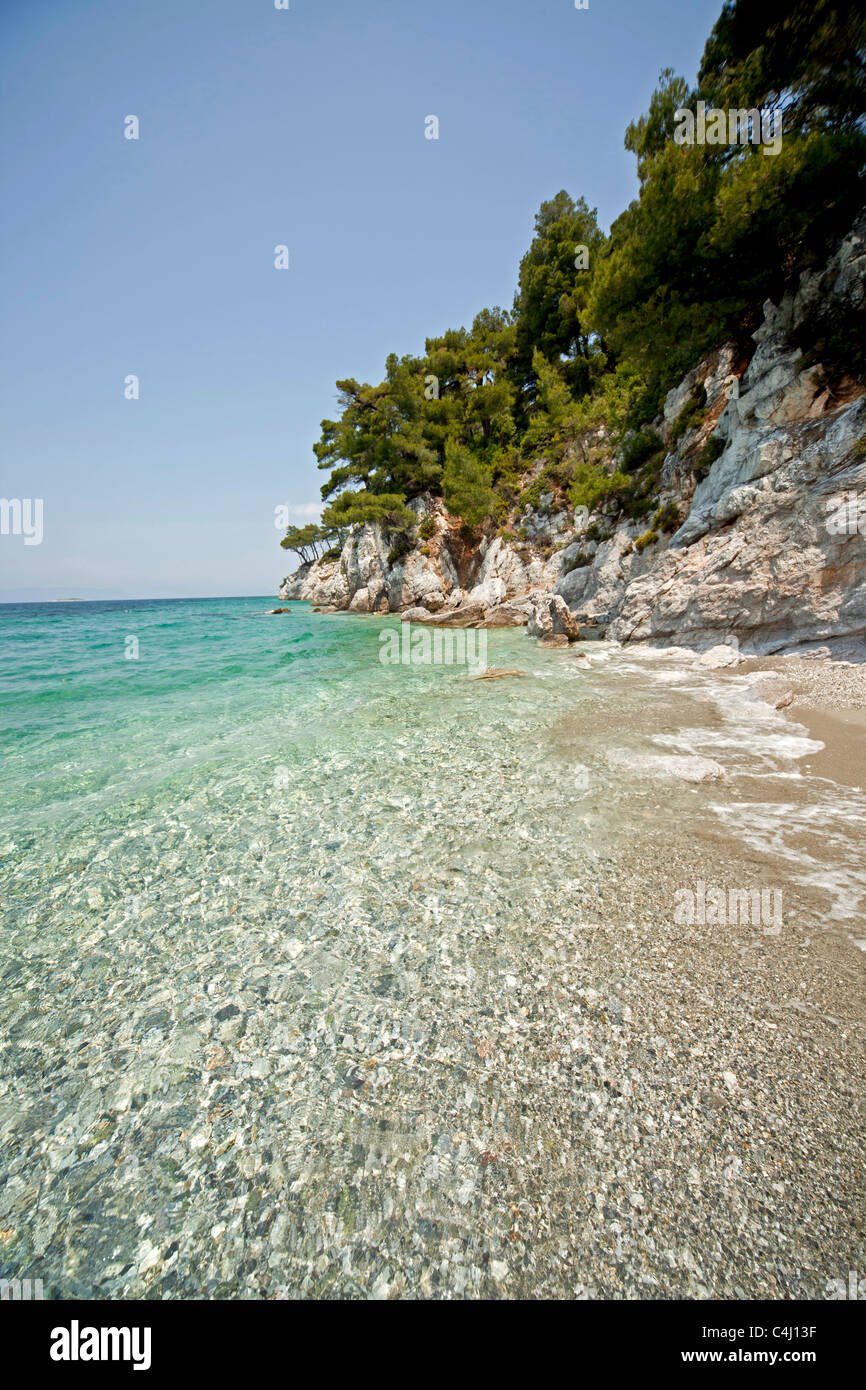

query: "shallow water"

left=1, top=598, right=863, bottom=1297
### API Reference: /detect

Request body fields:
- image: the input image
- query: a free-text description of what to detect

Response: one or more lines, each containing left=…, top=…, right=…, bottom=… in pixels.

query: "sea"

left=1, top=597, right=863, bottom=1296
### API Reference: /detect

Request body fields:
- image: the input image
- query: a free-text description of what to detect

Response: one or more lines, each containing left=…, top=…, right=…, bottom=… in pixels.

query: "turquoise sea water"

left=0, top=598, right=547, bottom=803
left=0, top=596, right=587, bottom=855
left=1, top=598, right=864, bottom=1297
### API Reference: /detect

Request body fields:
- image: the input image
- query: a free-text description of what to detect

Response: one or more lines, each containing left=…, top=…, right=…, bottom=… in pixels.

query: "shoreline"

left=744, top=653, right=866, bottom=789
left=297, top=599, right=866, bottom=783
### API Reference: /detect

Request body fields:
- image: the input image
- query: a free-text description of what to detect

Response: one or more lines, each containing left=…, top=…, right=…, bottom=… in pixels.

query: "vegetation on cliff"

left=282, top=0, right=865, bottom=565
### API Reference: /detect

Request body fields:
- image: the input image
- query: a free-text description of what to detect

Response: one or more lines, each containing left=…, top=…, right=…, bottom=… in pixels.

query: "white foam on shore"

left=654, top=726, right=824, bottom=770
left=712, top=798, right=866, bottom=920
left=590, top=644, right=866, bottom=926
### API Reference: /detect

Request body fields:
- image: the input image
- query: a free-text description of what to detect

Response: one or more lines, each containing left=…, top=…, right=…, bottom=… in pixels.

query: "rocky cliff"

left=282, top=216, right=866, bottom=657
left=281, top=495, right=571, bottom=633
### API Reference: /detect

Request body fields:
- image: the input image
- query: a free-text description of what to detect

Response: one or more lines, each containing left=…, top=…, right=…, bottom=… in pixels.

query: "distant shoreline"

left=0, top=594, right=278, bottom=606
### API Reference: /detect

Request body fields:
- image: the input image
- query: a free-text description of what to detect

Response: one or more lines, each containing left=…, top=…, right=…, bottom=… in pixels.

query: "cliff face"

left=594, top=215, right=866, bottom=655
left=281, top=496, right=569, bottom=629
left=282, top=217, right=866, bottom=656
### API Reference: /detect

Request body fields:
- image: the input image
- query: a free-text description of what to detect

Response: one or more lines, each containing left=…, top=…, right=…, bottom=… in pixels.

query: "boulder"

left=606, top=750, right=727, bottom=783
left=528, top=593, right=582, bottom=642
left=699, top=644, right=742, bottom=669
left=420, top=602, right=488, bottom=628
left=298, top=560, right=351, bottom=608
left=466, top=574, right=507, bottom=609
left=482, top=603, right=531, bottom=628
left=741, top=674, right=795, bottom=708
left=348, top=587, right=371, bottom=613
left=401, top=602, right=488, bottom=628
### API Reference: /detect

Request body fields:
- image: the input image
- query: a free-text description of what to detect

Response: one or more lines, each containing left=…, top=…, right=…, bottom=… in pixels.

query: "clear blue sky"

left=1, top=0, right=721, bottom=600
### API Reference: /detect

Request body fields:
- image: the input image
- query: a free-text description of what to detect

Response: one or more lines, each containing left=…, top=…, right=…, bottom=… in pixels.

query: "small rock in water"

left=741, top=674, right=794, bottom=709
left=606, top=749, right=726, bottom=783
left=470, top=668, right=526, bottom=680
left=699, top=644, right=741, bottom=669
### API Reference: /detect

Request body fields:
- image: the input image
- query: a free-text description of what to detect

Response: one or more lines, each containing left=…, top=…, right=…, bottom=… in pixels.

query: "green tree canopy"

left=289, top=0, right=865, bottom=551
left=512, top=192, right=606, bottom=400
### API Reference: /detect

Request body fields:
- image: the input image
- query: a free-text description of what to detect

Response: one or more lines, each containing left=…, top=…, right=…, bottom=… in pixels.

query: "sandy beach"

left=744, top=654, right=866, bottom=790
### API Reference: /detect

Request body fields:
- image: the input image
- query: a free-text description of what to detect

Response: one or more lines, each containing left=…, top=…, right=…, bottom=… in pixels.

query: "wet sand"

left=744, top=653, right=866, bottom=789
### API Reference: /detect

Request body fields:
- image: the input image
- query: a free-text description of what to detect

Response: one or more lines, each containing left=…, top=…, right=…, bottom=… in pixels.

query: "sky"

left=0, top=0, right=722, bottom=601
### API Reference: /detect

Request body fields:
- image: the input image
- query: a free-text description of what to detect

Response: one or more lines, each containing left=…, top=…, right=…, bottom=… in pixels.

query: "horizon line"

left=0, top=593, right=284, bottom=605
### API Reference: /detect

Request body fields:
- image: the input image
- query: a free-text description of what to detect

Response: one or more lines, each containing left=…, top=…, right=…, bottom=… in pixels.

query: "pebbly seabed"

left=0, top=597, right=863, bottom=1299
